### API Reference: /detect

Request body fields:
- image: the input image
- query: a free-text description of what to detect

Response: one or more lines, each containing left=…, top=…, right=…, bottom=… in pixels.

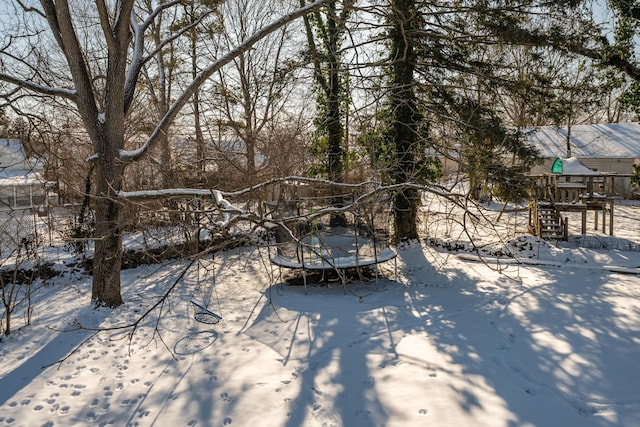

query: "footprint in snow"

left=355, top=408, right=372, bottom=417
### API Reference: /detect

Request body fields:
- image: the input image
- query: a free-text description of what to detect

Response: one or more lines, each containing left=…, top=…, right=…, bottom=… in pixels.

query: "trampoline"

left=266, top=181, right=397, bottom=294
left=270, top=231, right=396, bottom=270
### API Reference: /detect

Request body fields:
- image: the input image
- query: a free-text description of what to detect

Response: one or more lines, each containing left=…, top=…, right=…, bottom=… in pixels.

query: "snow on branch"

left=118, top=187, right=247, bottom=229
left=117, top=177, right=457, bottom=232
left=118, top=176, right=385, bottom=202
left=0, top=72, right=77, bottom=99
left=124, top=0, right=186, bottom=112
left=118, top=176, right=453, bottom=204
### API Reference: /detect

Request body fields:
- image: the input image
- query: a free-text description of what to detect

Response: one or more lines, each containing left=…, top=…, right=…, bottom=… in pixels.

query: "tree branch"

left=95, top=0, right=116, bottom=47
left=39, top=0, right=100, bottom=135
left=119, top=0, right=332, bottom=163
left=0, top=72, right=76, bottom=99
left=124, top=0, right=184, bottom=112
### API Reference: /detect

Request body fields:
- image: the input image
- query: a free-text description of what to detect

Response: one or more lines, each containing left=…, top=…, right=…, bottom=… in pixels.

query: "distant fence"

left=568, top=235, right=640, bottom=252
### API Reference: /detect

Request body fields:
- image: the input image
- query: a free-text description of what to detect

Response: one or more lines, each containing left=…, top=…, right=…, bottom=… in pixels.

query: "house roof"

left=0, top=139, right=44, bottom=185
left=0, top=139, right=27, bottom=174
left=526, top=122, right=640, bottom=159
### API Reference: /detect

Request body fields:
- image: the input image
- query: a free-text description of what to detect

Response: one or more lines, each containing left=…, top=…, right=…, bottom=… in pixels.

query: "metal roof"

left=526, top=122, right=640, bottom=159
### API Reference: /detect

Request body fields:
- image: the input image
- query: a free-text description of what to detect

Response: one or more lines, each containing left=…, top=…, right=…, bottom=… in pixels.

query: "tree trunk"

left=191, top=12, right=206, bottom=179
left=389, top=0, right=421, bottom=243
left=327, top=64, right=347, bottom=227
left=325, top=2, right=346, bottom=227
left=245, top=136, right=258, bottom=186
left=3, top=302, right=10, bottom=335
left=393, top=187, right=420, bottom=241
left=194, top=91, right=206, bottom=178
left=160, top=133, right=173, bottom=188
left=91, top=157, right=124, bottom=307
left=326, top=4, right=344, bottom=186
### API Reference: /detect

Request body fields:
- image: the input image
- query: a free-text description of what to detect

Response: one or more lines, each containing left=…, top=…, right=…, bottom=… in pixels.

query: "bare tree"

left=0, top=0, right=330, bottom=307
left=134, top=0, right=221, bottom=188
left=200, top=0, right=306, bottom=187
left=1, top=222, right=43, bottom=336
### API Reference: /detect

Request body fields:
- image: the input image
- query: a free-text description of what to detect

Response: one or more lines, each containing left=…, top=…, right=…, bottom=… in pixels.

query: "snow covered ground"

left=0, top=199, right=639, bottom=426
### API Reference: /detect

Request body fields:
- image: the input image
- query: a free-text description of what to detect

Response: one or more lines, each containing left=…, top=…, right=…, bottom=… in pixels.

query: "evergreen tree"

left=606, top=1, right=640, bottom=118
left=383, top=0, right=439, bottom=242
left=370, top=0, right=597, bottom=239
left=302, top=0, right=354, bottom=226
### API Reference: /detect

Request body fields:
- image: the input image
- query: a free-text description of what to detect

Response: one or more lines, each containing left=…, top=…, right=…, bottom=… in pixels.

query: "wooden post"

left=609, top=200, right=614, bottom=236
left=608, top=176, right=614, bottom=197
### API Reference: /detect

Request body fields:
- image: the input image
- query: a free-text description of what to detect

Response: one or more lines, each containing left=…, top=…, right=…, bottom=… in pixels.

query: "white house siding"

left=532, top=158, right=634, bottom=174
left=581, top=158, right=635, bottom=174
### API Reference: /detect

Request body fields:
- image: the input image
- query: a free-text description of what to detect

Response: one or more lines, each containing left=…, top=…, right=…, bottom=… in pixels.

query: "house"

left=526, top=122, right=640, bottom=174
left=525, top=123, right=640, bottom=197
left=0, top=139, right=47, bottom=210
